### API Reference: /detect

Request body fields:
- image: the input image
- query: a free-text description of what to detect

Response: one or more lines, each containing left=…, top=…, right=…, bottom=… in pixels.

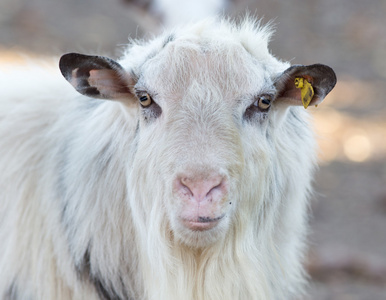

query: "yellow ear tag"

left=294, top=77, right=314, bottom=109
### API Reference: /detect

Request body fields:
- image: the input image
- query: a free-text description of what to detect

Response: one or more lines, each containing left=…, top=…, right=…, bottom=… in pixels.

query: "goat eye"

left=256, top=95, right=271, bottom=110
left=139, top=93, right=152, bottom=107
left=244, top=94, right=273, bottom=121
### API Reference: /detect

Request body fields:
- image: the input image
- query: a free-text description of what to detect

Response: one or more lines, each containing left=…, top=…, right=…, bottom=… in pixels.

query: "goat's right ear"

left=59, top=53, right=134, bottom=101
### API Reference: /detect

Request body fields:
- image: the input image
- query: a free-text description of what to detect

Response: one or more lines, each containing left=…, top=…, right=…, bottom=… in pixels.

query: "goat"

left=0, top=18, right=336, bottom=300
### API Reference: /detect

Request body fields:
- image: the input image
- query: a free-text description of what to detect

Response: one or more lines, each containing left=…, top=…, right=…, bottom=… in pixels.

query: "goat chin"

left=172, top=214, right=230, bottom=248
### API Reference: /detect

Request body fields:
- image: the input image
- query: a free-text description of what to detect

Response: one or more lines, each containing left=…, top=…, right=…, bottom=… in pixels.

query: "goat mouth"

left=182, top=215, right=225, bottom=231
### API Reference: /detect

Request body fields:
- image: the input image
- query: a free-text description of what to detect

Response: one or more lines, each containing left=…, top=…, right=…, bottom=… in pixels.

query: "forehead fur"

left=120, top=18, right=288, bottom=100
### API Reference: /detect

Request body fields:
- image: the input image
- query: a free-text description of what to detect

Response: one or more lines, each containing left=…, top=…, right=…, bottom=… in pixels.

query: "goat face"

left=59, top=24, right=336, bottom=248
left=129, top=40, right=256, bottom=247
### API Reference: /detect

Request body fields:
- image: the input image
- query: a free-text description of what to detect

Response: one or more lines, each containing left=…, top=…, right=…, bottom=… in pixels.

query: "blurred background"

left=1, top=0, right=385, bottom=298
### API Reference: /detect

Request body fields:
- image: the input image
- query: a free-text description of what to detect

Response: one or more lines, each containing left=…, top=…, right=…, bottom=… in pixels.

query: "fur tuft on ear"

left=274, top=64, right=337, bottom=107
left=59, top=53, right=134, bottom=101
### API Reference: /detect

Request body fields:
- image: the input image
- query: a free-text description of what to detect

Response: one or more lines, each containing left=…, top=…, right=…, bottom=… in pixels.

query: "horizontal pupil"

left=261, top=99, right=270, bottom=105
left=140, top=96, right=148, bottom=102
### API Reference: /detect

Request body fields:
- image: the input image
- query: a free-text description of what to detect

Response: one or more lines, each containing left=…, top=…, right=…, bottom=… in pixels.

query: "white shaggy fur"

left=0, top=18, right=331, bottom=300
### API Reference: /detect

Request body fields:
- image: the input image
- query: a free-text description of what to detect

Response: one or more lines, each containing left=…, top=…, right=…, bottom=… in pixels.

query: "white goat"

left=0, top=18, right=336, bottom=300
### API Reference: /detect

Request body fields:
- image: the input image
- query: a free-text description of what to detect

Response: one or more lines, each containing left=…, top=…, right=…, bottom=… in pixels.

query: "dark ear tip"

left=314, top=64, right=337, bottom=94
left=312, top=63, right=337, bottom=82
left=59, top=53, right=78, bottom=79
left=59, top=53, right=92, bottom=79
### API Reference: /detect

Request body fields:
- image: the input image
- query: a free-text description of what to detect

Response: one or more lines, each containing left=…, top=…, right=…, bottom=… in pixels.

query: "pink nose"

left=176, top=174, right=227, bottom=203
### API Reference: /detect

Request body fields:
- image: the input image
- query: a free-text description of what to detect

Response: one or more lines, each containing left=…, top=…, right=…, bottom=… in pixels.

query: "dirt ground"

left=1, top=0, right=385, bottom=299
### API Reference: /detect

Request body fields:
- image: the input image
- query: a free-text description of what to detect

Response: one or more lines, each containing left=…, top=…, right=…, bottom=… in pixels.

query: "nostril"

left=206, top=181, right=224, bottom=197
left=177, top=174, right=226, bottom=203
left=180, top=177, right=189, bottom=187
left=180, top=178, right=193, bottom=196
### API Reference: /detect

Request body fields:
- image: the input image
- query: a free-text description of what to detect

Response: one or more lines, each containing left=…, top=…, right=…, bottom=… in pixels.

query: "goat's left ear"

left=59, top=53, right=134, bottom=101
left=274, top=64, right=337, bottom=108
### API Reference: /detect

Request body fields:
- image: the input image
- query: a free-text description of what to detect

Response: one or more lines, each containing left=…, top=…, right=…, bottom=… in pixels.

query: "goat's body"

left=0, top=19, right=333, bottom=300
left=0, top=68, right=140, bottom=299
